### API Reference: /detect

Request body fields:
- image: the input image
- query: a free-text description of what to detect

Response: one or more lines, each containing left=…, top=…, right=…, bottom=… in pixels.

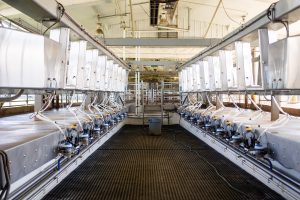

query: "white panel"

left=212, top=56, right=222, bottom=89
left=207, top=57, right=216, bottom=90
left=198, top=61, right=205, bottom=90
left=97, top=55, right=107, bottom=91
left=235, top=41, right=253, bottom=89
left=179, top=71, right=183, bottom=92
left=192, top=64, right=197, bottom=91
left=187, top=66, right=193, bottom=92
left=66, top=41, right=87, bottom=88
left=182, top=69, right=187, bottom=92
left=122, top=69, right=127, bottom=92
left=202, top=61, right=210, bottom=90
left=193, top=63, right=201, bottom=91
left=105, top=60, right=113, bottom=91
left=49, top=28, right=70, bottom=88
left=219, top=50, right=237, bottom=90
left=75, top=41, right=87, bottom=90
left=0, top=28, right=63, bottom=89
left=85, top=49, right=98, bottom=90
left=112, top=64, right=118, bottom=91
left=117, top=67, right=122, bottom=91
left=268, top=37, right=300, bottom=89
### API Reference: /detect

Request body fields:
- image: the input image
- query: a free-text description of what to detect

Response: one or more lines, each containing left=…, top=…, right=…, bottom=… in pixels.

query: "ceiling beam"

left=127, top=60, right=180, bottom=66
left=103, top=38, right=221, bottom=47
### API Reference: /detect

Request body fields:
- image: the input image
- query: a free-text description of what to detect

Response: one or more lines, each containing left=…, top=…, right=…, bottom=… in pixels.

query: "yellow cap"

left=245, top=126, right=252, bottom=132
left=70, top=123, right=77, bottom=129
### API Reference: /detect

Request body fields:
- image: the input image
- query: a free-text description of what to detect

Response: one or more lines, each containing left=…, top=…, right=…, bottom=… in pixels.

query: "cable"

left=43, top=2, right=65, bottom=35
left=266, top=2, right=289, bottom=38
left=0, top=150, right=10, bottom=200
left=220, top=0, right=241, bottom=25
left=172, top=133, right=250, bottom=199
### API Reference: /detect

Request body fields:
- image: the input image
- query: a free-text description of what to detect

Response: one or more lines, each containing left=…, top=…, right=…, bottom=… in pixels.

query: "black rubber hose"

left=0, top=150, right=10, bottom=200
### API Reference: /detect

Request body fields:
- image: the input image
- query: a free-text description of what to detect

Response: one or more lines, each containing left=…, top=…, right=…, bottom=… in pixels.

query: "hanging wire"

left=220, top=0, right=241, bottom=25
left=42, top=2, right=65, bottom=35
left=266, top=2, right=289, bottom=38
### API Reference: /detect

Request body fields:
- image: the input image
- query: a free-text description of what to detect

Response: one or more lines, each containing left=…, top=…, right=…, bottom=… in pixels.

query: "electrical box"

left=268, top=36, right=300, bottom=89
left=0, top=28, right=64, bottom=89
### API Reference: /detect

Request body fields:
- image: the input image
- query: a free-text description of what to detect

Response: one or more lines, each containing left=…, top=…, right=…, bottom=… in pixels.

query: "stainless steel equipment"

left=268, top=36, right=300, bottom=89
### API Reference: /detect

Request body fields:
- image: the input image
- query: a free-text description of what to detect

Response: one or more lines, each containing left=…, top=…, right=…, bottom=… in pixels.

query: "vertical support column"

left=216, top=93, right=223, bottom=109
left=55, top=94, right=60, bottom=109
left=34, top=95, right=43, bottom=121
left=135, top=71, right=138, bottom=115
left=137, top=71, right=141, bottom=116
left=244, top=93, right=248, bottom=109
left=141, top=80, right=144, bottom=114
left=258, top=29, right=269, bottom=89
left=122, top=29, right=126, bottom=61
left=161, top=80, right=164, bottom=125
left=271, top=94, right=280, bottom=121
left=84, top=93, right=92, bottom=110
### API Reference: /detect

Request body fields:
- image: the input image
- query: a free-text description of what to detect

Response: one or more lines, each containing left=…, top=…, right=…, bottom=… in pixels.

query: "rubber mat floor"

left=44, top=125, right=284, bottom=200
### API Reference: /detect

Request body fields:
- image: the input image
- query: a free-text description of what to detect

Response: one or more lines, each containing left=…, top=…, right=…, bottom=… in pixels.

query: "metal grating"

left=44, top=125, right=284, bottom=200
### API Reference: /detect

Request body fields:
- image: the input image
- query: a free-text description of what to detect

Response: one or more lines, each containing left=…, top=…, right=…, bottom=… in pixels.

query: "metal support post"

left=216, top=93, right=223, bottom=109
left=161, top=81, right=164, bottom=124
left=34, top=95, right=43, bottom=121
left=271, top=95, right=280, bottom=121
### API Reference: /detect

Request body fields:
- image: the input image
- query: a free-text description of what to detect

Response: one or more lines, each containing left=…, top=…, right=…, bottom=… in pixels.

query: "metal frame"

left=102, top=38, right=221, bottom=47
left=181, top=119, right=300, bottom=200
left=178, top=0, right=300, bottom=70
left=9, top=121, right=126, bottom=200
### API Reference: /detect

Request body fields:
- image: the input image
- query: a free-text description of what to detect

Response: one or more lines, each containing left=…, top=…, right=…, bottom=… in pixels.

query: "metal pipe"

left=135, top=71, right=138, bottom=115
left=0, top=89, right=24, bottom=102
left=129, top=0, right=135, bottom=37
left=203, top=0, right=222, bottom=38
left=154, top=25, right=189, bottom=32
left=126, top=29, right=184, bottom=33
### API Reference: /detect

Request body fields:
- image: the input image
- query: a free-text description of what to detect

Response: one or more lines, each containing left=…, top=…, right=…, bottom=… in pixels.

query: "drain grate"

left=44, top=125, right=284, bottom=200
